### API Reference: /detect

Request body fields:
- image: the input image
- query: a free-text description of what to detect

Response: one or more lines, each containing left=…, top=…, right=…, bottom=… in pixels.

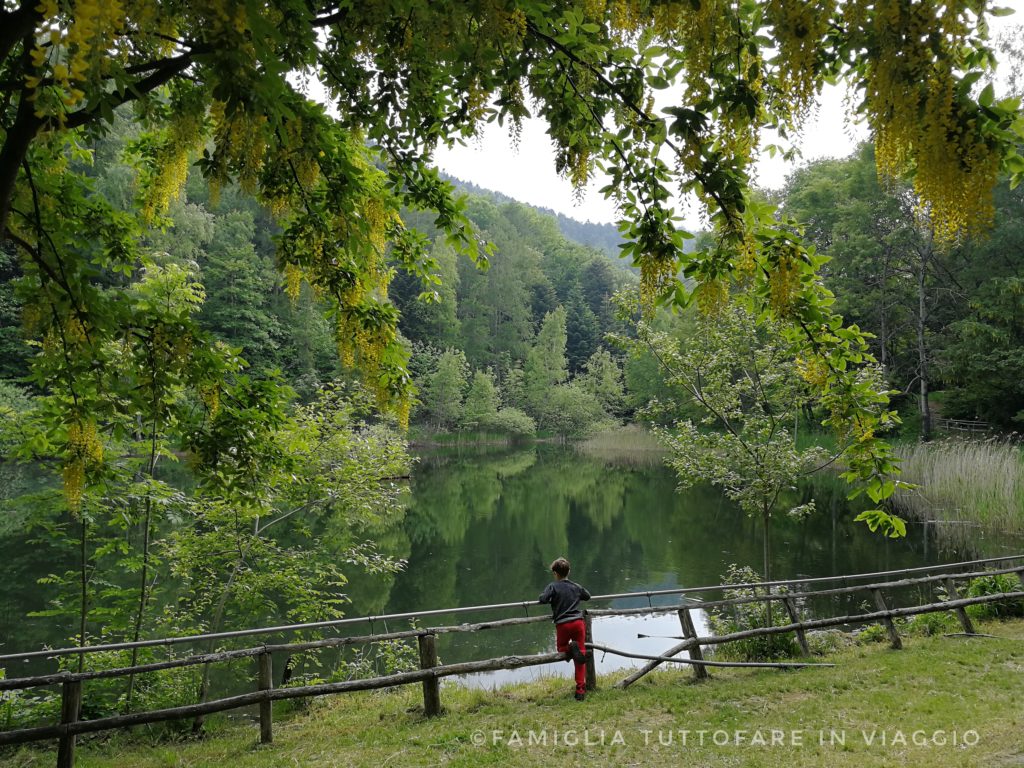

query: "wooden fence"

left=2, top=555, right=1023, bottom=767
left=935, top=418, right=992, bottom=434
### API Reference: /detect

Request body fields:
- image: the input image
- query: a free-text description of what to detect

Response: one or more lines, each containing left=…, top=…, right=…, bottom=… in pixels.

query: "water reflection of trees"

left=3, top=445, right=982, bottom=665
left=354, top=445, right=956, bottom=665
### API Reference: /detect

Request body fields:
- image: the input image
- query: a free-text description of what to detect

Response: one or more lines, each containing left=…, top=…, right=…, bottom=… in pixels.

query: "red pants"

left=555, top=619, right=587, bottom=692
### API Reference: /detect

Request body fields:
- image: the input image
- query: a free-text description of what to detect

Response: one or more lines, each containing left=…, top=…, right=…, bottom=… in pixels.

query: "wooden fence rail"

left=5, top=554, right=1021, bottom=665
left=935, top=418, right=992, bottom=433
left=1, top=558, right=1022, bottom=766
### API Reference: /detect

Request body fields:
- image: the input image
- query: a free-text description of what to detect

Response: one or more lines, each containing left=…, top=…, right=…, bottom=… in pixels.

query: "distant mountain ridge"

left=441, top=173, right=626, bottom=263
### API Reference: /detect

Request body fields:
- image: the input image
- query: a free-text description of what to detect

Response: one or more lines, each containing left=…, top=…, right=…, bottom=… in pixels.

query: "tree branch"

left=64, top=49, right=206, bottom=130
left=0, top=2, right=39, bottom=67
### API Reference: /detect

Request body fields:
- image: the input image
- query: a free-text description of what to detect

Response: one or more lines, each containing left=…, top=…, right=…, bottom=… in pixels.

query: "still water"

left=341, top=444, right=976, bottom=688
left=0, top=443, right=999, bottom=689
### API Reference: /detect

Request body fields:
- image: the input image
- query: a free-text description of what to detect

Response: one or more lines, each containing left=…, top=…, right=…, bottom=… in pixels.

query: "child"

left=539, top=557, right=591, bottom=701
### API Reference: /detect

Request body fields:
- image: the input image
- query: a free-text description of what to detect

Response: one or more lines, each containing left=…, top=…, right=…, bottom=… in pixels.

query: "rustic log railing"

left=1, top=555, right=1022, bottom=767
left=935, top=418, right=992, bottom=433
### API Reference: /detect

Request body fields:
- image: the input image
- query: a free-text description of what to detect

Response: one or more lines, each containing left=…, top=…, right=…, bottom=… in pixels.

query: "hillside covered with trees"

left=1, top=0, right=1022, bottom=748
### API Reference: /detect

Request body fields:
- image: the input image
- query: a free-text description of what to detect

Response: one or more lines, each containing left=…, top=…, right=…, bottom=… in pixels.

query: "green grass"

left=9, top=619, right=1024, bottom=767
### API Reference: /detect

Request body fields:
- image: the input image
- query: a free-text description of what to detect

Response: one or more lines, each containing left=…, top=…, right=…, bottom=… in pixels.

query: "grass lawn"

left=7, top=619, right=1024, bottom=767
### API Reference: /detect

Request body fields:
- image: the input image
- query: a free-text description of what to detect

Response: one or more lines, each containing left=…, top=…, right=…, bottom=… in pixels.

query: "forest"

left=1, top=0, right=1023, bottom=741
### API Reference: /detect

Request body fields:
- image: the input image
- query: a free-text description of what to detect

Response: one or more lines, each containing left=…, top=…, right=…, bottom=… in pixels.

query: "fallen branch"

left=590, top=643, right=834, bottom=669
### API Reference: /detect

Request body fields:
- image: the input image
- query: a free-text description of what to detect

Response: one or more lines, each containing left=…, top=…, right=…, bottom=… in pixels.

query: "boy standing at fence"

left=539, top=557, right=591, bottom=701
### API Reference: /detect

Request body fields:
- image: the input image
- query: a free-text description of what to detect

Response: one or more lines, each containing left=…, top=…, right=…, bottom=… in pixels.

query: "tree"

left=0, top=245, right=29, bottom=379
left=523, top=306, right=570, bottom=421
left=391, top=236, right=462, bottom=348
left=942, top=182, right=1024, bottom=428
left=461, top=369, right=500, bottom=430
left=565, top=284, right=601, bottom=372
left=783, top=144, right=948, bottom=440
left=198, top=210, right=281, bottom=371
left=522, top=306, right=607, bottom=436
left=626, top=301, right=899, bottom=583
left=580, top=348, right=626, bottom=417
left=2, top=1, right=1020, bottom=534
left=422, top=348, right=468, bottom=431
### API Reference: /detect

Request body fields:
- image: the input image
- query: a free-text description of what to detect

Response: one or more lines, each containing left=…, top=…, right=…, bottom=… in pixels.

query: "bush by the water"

left=708, top=565, right=800, bottom=662
left=964, top=573, right=1024, bottom=620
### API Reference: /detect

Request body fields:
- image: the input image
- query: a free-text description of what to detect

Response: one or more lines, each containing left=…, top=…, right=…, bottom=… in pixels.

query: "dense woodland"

left=0, top=124, right=642, bottom=438
left=10, top=133, right=1021, bottom=447
left=1, top=0, right=1022, bottom=735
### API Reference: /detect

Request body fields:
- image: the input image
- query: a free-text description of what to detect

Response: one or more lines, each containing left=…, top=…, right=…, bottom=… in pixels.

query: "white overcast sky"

left=433, top=5, right=1022, bottom=230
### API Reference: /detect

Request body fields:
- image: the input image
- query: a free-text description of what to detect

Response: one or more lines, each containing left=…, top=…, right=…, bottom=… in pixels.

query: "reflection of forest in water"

left=2, top=444, right=1018, bottom=678
left=343, top=444, right=1002, bottom=682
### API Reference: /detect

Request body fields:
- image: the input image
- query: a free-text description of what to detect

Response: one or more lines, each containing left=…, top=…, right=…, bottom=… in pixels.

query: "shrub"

left=708, top=565, right=800, bottom=662
left=855, top=624, right=888, bottom=645
left=964, top=573, right=1024, bottom=620
left=484, top=407, right=536, bottom=437
left=898, top=611, right=958, bottom=637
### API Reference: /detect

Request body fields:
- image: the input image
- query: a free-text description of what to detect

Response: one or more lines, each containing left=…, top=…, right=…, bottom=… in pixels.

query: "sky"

left=433, top=7, right=1022, bottom=229
left=434, top=85, right=865, bottom=229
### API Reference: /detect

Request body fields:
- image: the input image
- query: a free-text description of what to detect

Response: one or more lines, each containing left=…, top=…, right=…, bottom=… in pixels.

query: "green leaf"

left=979, top=83, right=994, bottom=107
left=854, top=509, right=906, bottom=538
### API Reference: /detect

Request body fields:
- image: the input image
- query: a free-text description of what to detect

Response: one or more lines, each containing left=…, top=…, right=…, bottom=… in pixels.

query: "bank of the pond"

left=11, top=619, right=1024, bottom=768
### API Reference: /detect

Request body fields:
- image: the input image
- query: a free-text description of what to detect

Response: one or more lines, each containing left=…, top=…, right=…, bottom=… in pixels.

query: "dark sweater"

left=539, top=579, right=591, bottom=624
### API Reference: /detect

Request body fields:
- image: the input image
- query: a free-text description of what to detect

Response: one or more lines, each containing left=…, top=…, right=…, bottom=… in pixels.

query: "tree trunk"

left=879, top=247, right=891, bottom=381
left=916, top=252, right=932, bottom=442
left=78, top=516, right=88, bottom=674
left=762, top=509, right=773, bottom=626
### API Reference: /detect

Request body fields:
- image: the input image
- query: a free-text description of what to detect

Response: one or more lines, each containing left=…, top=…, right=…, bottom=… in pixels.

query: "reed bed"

left=891, top=437, right=1024, bottom=536
left=574, top=424, right=666, bottom=466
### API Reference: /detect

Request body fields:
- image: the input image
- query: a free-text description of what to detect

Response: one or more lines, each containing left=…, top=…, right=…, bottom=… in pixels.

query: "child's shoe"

left=574, top=690, right=585, bottom=701
left=567, top=639, right=586, bottom=665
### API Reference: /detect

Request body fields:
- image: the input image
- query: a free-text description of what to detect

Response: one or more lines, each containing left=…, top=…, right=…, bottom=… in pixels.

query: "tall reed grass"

left=891, top=437, right=1024, bottom=536
left=574, top=424, right=666, bottom=466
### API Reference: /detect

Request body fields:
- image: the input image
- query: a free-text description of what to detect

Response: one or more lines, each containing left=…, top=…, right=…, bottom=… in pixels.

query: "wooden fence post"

left=258, top=651, right=273, bottom=744
left=781, top=597, right=810, bottom=656
left=943, top=579, right=975, bottom=635
left=677, top=608, right=708, bottom=680
left=417, top=634, right=441, bottom=717
left=584, top=613, right=597, bottom=692
left=871, top=589, right=903, bottom=649
left=56, top=678, right=82, bottom=768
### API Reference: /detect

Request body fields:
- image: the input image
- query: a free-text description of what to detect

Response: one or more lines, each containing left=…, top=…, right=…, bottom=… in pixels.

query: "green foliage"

left=942, top=184, right=1024, bottom=428
left=0, top=247, right=29, bottom=379
left=621, top=298, right=863, bottom=576
left=196, top=210, right=281, bottom=372
left=1, top=246, right=411, bottom=720
left=897, top=612, right=959, bottom=638
left=0, top=0, right=1017, bottom=552
left=461, top=369, right=500, bottom=430
left=485, top=407, right=537, bottom=437
left=421, top=349, right=468, bottom=431
left=855, top=623, right=889, bottom=645
left=579, top=349, right=626, bottom=417
left=964, top=573, right=1024, bottom=620
left=520, top=307, right=611, bottom=437
left=327, top=638, right=419, bottom=684
left=708, top=565, right=800, bottom=662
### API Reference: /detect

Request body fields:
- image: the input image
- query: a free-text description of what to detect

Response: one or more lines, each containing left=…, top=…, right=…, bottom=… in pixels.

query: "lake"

left=0, top=442, right=1006, bottom=689
left=340, top=443, right=985, bottom=688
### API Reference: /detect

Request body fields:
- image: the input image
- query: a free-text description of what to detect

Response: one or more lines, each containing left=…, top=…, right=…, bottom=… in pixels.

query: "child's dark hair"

left=550, top=557, right=571, bottom=578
